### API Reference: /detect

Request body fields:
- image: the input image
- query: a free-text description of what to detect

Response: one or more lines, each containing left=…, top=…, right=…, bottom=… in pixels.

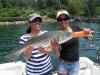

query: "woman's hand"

left=51, top=39, right=60, bottom=58
left=38, top=38, right=60, bottom=57
left=38, top=39, right=59, bottom=54
left=83, top=28, right=91, bottom=34
left=83, top=28, right=94, bottom=39
left=23, top=44, right=33, bottom=59
left=38, top=46, right=52, bottom=54
left=51, top=39, right=59, bottom=50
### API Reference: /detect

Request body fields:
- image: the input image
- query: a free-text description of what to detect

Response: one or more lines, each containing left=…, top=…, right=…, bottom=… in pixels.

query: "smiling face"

left=57, top=14, right=70, bottom=30
left=29, top=18, right=42, bottom=32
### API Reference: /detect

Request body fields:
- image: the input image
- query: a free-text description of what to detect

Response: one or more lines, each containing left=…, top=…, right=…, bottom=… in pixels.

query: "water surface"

left=0, top=22, right=100, bottom=64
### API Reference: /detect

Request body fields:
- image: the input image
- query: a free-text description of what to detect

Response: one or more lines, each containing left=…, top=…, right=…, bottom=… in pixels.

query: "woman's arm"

left=51, top=39, right=60, bottom=58
left=72, top=28, right=94, bottom=39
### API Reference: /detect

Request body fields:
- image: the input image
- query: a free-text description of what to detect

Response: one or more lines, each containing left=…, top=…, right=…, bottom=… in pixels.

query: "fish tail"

left=5, top=52, right=19, bottom=61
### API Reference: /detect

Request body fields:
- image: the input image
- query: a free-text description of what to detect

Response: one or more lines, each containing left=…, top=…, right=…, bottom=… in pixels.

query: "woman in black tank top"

left=54, top=10, right=94, bottom=75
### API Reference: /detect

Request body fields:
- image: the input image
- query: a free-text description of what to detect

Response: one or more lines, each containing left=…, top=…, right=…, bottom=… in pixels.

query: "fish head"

left=58, top=31, right=72, bottom=44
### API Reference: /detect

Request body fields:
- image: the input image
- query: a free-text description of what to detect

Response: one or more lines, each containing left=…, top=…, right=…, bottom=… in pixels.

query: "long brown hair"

left=26, top=27, right=31, bottom=33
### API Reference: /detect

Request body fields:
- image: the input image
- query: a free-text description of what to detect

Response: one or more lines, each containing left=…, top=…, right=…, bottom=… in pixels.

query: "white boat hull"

left=0, top=57, right=100, bottom=75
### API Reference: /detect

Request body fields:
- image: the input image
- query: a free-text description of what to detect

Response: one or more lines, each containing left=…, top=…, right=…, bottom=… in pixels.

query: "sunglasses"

left=57, top=17, right=70, bottom=22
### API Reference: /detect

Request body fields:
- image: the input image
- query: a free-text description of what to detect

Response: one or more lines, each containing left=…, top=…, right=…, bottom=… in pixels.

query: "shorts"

left=57, top=60, right=79, bottom=75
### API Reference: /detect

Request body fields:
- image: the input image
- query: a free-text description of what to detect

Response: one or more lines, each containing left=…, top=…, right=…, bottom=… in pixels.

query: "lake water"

left=0, top=22, right=100, bottom=65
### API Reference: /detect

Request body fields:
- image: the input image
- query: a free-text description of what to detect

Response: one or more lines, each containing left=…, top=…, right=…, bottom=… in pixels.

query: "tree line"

left=0, top=0, right=100, bottom=22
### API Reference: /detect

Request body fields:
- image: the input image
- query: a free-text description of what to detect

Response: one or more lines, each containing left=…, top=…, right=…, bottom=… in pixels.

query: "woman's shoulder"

left=19, top=34, right=30, bottom=46
left=20, top=34, right=30, bottom=40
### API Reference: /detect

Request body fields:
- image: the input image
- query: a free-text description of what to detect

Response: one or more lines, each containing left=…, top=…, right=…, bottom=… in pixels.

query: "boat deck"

left=0, top=57, right=100, bottom=75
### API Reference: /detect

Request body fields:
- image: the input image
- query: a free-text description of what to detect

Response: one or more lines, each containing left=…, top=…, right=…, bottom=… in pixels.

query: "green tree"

left=84, top=0, right=96, bottom=17
left=95, top=7, right=100, bottom=15
left=67, top=0, right=85, bottom=16
left=1, top=0, right=8, bottom=8
left=96, top=0, right=100, bottom=7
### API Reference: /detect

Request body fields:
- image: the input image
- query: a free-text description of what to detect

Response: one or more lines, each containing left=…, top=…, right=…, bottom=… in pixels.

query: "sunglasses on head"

left=57, top=17, right=70, bottom=22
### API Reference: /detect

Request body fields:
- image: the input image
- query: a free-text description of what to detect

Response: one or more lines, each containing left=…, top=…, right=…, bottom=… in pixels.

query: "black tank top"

left=60, top=26, right=82, bottom=62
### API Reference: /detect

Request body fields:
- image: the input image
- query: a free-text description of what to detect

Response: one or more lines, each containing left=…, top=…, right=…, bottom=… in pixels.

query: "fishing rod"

left=84, top=0, right=95, bottom=46
left=85, top=0, right=92, bottom=24
left=58, top=0, right=62, bottom=9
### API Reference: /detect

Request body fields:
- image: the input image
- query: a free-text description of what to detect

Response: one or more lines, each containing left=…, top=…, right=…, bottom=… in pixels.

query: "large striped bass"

left=7, top=31, right=72, bottom=59
left=7, top=31, right=73, bottom=61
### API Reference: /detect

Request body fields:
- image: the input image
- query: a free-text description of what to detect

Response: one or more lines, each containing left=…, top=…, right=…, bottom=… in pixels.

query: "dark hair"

left=26, top=27, right=31, bottom=33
